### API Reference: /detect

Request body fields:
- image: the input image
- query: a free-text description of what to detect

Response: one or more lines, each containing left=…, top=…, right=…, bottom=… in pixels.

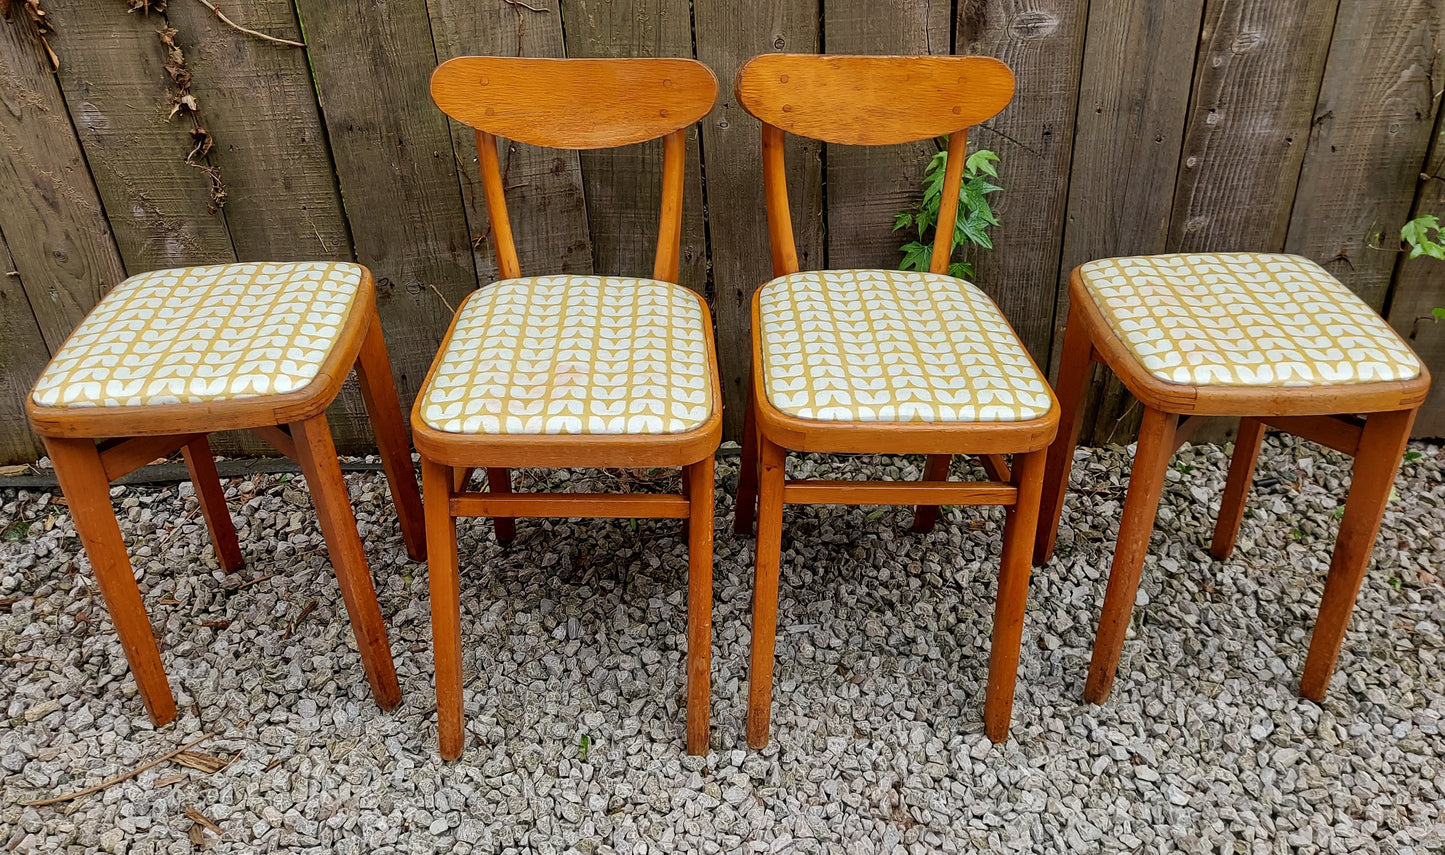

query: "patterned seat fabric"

left=1078, top=253, right=1422, bottom=388
left=31, top=262, right=363, bottom=409
left=757, top=269, right=1053, bottom=423
left=418, top=276, right=712, bottom=435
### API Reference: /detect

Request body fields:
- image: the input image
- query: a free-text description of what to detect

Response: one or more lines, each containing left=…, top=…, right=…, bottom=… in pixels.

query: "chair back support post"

left=652, top=129, right=687, bottom=283
left=476, top=129, right=522, bottom=280
left=761, top=122, right=800, bottom=277
left=930, top=129, right=968, bottom=276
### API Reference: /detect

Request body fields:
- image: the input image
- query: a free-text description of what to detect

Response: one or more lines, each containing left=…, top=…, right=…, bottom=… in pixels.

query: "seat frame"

left=25, top=269, right=426, bottom=727
left=731, top=54, right=1059, bottom=747
left=1037, top=267, right=1432, bottom=705
left=423, top=56, right=722, bottom=759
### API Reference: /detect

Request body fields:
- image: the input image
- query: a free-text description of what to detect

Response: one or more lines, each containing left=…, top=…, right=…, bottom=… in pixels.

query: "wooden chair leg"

left=180, top=435, right=243, bottom=572
left=911, top=454, right=952, bottom=534
left=680, top=465, right=692, bottom=540
left=291, top=414, right=401, bottom=711
left=1084, top=406, right=1177, bottom=704
left=746, top=437, right=787, bottom=749
left=44, top=436, right=177, bottom=725
left=1299, top=408, right=1416, bottom=701
left=423, top=458, right=466, bottom=760
left=354, top=314, right=427, bottom=562
left=486, top=468, right=516, bottom=544
left=983, top=448, right=1047, bottom=742
left=1210, top=417, right=1266, bottom=560
left=1036, top=305, right=1095, bottom=565
left=685, top=456, right=715, bottom=755
left=734, top=378, right=760, bottom=535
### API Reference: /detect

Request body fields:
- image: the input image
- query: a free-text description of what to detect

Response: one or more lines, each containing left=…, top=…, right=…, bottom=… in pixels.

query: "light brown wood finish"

left=1039, top=263, right=1431, bottom=707
left=735, top=54, right=1057, bottom=748
left=27, top=277, right=424, bottom=726
left=423, top=57, right=722, bottom=757
left=984, top=448, right=1047, bottom=741
left=910, top=454, right=954, bottom=534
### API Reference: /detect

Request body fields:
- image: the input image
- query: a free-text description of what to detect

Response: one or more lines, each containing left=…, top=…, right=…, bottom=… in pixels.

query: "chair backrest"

left=431, top=57, right=718, bottom=283
left=734, top=54, right=1015, bottom=277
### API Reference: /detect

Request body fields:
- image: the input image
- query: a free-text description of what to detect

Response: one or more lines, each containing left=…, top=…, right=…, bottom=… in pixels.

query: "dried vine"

left=155, top=23, right=226, bottom=212
left=1, top=0, right=59, bottom=69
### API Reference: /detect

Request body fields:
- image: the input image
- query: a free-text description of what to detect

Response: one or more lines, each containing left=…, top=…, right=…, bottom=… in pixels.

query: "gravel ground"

left=1, top=436, right=1443, bottom=854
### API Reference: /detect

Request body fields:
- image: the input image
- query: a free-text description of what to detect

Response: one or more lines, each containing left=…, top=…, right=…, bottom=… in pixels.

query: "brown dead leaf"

left=188, top=823, right=205, bottom=847
left=153, top=772, right=188, bottom=788
left=186, top=806, right=221, bottom=834
left=1421, top=569, right=1441, bottom=587
left=172, top=751, right=227, bottom=775
left=0, top=464, right=29, bottom=476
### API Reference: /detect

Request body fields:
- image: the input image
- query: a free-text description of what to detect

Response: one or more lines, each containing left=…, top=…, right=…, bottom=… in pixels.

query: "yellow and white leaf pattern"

left=418, top=276, right=712, bottom=435
left=757, top=269, right=1053, bottom=423
left=31, top=262, right=362, bottom=409
left=1078, top=253, right=1422, bottom=387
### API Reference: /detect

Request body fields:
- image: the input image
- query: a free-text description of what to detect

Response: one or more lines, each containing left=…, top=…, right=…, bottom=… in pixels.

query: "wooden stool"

left=27, top=261, right=426, bottom=726
left=1037, top=252, right=1431, bottom=703
left=422, top=57, right=722, bottom=759
left=731, top=54, right=1060, bottom=746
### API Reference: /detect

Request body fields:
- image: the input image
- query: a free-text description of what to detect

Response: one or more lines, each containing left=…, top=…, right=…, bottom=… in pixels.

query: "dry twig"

left=191, top=0, right=304, bottom=47
left=21, top=734, right=214, bottom=807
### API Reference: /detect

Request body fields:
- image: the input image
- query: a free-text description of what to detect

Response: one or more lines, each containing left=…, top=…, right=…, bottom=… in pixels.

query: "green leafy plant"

left=1400, top=216, right=1445, bottom=321
left=894, top=143, right=1001, bottom=279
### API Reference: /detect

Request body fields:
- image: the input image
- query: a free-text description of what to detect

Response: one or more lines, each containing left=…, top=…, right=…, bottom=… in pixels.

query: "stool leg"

left=685, top=457, right=715, bottom=755
left=486, top=468, right=516, bottom=544
left=354, top=314, right=427, bottom=562
left=984, top=448, right=1047, bottom=742
left=734, top=378, right=760, bottom=535
left=423, top=458, right=465, bottom=760
left=1210, top=417, right=1266, bottom=560
left=291, top=414, right=401, bottom=711
left=745, top=438, right=786, bottom=748
left=1084, top=406, right=1177, bottom=704
left=911, top=454, right=952, bottom=534
left=1037, top=304, right=1095, bottom=565
left=1299, top=408, right=1416, bottom=701
left=181, top=435, right=243, bottom=572
left=45, top=436, right=177, bottom=725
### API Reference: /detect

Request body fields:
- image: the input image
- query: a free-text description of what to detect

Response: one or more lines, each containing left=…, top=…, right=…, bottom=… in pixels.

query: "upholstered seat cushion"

left=31, top=262, right=363, bottom=409
left=757, top=269, right=1053, bottom=423
left=417, top=276, right=712, bottom=435
left=1077, top=253, right=1422, bottom=387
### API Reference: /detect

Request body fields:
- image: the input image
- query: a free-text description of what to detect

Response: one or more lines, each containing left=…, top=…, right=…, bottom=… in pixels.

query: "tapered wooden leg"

left=452, top=468, right=475, bottom=491
left=984, top=449, right=1047, bottom=742
left=1037, top=305, right=1096, bottom=565
left=1299, top=408, right=1416, bottom=701
left=746, top=438, right=787, bottom=749
left=685, top=457, right=715, bottom=755
left=1084, top=406, right=1177, bottom=704
left=1210, top=417, right=1266, bottom=560
left=734, top=378, right=760, bottom=535
left=680, top=465, right=692, bottom=540
left=45, top=437, right=177, bottom=725
left=911, top=454, right=952, bottom=534
left=486, top=468, right=516, bottom=544
left=180, top=435, right=243, bottom=572
left=354, top=314, right=426, bottom=562
left=423, top=458, right=465, bottom=760
left=291, top=415, right=400, bottom=711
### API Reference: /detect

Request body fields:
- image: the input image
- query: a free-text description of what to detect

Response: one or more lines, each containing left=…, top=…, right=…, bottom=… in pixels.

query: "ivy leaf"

left=899, top=241, right=932, bottom=272
left=1433, top=307, right=1445, bottom=322
left=1402, top=215, right=1444, bottom=260
left=894, top=211, right=913, bottom=232
left=965, top=149, right=999, bottom=178
left=948, top=261, right=974, bottom=279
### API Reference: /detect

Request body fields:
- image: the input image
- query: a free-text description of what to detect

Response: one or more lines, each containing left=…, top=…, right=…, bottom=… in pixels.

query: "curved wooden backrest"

left=735, top=54, right=1014, bottom=145
left=431, top=57, right=718, bottom=149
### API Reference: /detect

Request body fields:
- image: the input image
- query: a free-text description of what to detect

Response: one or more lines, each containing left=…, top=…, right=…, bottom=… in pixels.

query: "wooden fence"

left=2, top=1, right=1443, bottom=464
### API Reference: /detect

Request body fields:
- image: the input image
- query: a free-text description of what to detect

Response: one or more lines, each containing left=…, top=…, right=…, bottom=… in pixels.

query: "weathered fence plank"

left=694, top=1, right=824, bottom=438
left=1055, top=0, right=1204, bottom=443
left=560, top=0, right=709, bottom=294
left=1169, top=0, right=1340, bottom=255
left=426, top=0, right=593, bottom=282
left=955, top=0, right=1089, bottom=362
left=164, top=0, right=353, bottom=265
left=0, top=13, right=128, bottom=353
left=46, top=1, right=237, bottom=272
left=292, top=0, right=480, bottom=407
left=1286, top=0, right=1441, bottom=310
left=823, top=0, right=953, bottom=270
left=0, top=229, right=52, bottom=462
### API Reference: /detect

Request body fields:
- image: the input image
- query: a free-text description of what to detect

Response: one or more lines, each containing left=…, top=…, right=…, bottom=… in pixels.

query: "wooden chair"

left=732, top=54, right=1060, bottom=746
left=1036, top=253, right=1431, bottom=704
left=26, top=261, right=426, bottom=726
left=422, top=57, right=722, bottom=759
